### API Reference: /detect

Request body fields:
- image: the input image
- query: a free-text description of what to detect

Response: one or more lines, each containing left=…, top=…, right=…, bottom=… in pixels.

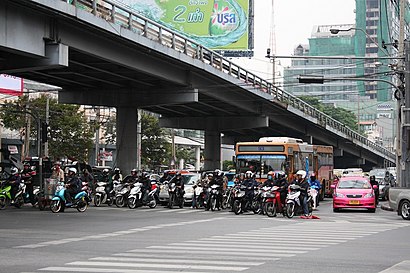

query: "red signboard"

left=0, top=74, right=23, bottom=96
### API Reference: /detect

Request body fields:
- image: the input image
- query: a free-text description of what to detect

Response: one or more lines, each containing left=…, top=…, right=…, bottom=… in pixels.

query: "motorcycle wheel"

left=168, top=194, right=174, bottom=209
left=0, top=196, right=7, bottom=210
left=14, top=196, right=24, bottom=208
left=38, top=198, right=46, bottom=211
left=77, top=199, right=88, bottom=212
left=115, top=196, right=125, bottom=208
left=233, top=200, right=242, bottom=215
left=252, top=200, right=261, bottom=214
left=93, top=195, right=102, bottom=207
left=211, top=197, right=217, bottom=211
left=221, top=196, right=228, bottom=209
left=148, top=199, right=157, bottom=208
left=265, top=202, right=277, bottom=217
left=286, top=202, right=295, bottom=218
left=50, top=200, right=62, bottom=213
left=128, top=197, right=136, bottom=209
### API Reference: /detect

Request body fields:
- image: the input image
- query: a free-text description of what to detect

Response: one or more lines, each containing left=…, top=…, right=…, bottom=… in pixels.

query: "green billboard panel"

left=120, top=0, right=250, bottom=50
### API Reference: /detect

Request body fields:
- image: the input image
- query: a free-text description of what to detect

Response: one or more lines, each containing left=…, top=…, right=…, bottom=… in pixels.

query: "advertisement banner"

left=118, top=0, right=250, bottom=50
left=0, top=74, right=23, bottom=96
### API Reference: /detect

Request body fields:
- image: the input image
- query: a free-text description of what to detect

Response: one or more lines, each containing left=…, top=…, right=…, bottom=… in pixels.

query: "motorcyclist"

left=8, top=167, right=21, bottom=202
left=123, top=169, right=139, bottom=184
left=206, top=169, right=223, bottom=210
left=242, top=170, right=258, bottom=206
left=276, top=172, right=289, bottom=206
left=65, top=167, right=81, bottom=205
left=111, top=167, right=123, bottom=183
left=21, top=163, right=36, bottom=205
left=369, top=175, right=379, bottom=205
left=261, top=171, right=275, bottom=188
left=80, top=168, right=94, bottom=193
left=100, top=168, right=112, bottom=195
left=291, top=170, right=309, bottom=216
left=50, top=162, right=65, bottom=182
left=140, top=171, right=151, bottom=203
left=308, top=173, right=321, bottom=207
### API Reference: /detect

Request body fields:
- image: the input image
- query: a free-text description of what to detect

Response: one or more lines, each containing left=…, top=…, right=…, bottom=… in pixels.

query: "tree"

left=299, top=95, right=358, bottom=131
left=140, top=112, right=171, bottom=169
left=0, top=94, right=95, bottom=161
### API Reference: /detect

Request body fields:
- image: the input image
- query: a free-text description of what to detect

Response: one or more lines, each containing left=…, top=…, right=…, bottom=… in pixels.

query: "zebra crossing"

left=33, top=219, right=410, bottom=273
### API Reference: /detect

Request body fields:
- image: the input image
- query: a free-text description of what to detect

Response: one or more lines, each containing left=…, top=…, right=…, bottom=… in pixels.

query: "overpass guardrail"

left=62, top=0, right=395, bottom=163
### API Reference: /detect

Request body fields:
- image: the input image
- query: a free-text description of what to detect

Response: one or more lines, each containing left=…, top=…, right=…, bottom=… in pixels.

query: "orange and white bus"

left=235, top=137, right=334, bottom=199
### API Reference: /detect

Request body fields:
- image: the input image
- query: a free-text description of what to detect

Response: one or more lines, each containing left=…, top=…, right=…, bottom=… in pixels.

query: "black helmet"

left=370, top=175, right=376, bottom=181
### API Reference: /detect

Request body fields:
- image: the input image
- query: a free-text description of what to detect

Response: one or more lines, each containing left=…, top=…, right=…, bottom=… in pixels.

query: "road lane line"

left=147, top=245, right=307, bottom=254
left=127, top=249, right=295, bottom=258
left=90, top=257, right=264, bottom=266
left=67, top=261, right=249, bottom=271
left=38, top=267, right=211, bottom=273
left=169, top=242, right=320, bottom=251
left=114, top=253, right=272, bottom=261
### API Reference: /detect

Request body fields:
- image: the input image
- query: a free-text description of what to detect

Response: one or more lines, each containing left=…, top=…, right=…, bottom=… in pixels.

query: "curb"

left=381, top=204, right=394, bottom=211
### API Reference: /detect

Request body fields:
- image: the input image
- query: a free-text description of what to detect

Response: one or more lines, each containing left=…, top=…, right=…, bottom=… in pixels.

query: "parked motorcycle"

left=93, top=181, right=113, bottom=207
left=50, top=182, right=88, bottom=213
left=285, top=184, right=313, bottom=218
left=167, top=181, right=184, bottom=209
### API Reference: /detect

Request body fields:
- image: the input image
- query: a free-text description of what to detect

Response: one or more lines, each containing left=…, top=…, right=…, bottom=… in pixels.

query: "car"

left=158, top=172, right=200, bottom=205
left=332, top=175, right=377, bottom=213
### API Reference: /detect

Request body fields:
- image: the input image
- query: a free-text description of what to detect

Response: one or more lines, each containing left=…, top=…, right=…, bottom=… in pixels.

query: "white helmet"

left=10, top=167, right=19, bottom=175
left=68, top=167, right=77, bottom=174
left=296, top=170, right=307, bottom=179
left=245, top=170, right=253, bottom=178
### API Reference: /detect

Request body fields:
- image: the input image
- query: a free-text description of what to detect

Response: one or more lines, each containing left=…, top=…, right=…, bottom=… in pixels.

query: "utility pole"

left=402, top=41, right=410, bottom=187
left=44, top=97, right=50, bottom=157
left=397, top=0, right=406, bottom=187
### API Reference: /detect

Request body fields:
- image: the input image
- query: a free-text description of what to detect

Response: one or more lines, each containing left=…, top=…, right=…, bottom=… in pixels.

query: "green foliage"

left=223, top=160, right=234, bottom=171
left=299, top=95, right=358, bottom=131
left=141, top=113, right=171, bottom=168
left=0, top=95, right=95, bottom=161
left=176, top=147, right=195, bottom=165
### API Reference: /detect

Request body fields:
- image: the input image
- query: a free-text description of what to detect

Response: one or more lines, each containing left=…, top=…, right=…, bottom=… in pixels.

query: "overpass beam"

left=0, top=43, right=69, bottom=73
left=59, top=88, right=198, bottom=107
left=116, top=107, right=138, bottom=174
left=159, top=116, right=269, bottom=131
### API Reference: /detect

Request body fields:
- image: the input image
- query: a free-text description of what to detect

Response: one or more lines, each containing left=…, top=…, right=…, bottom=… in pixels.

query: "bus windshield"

left=236, top=155, right=287, bottom=176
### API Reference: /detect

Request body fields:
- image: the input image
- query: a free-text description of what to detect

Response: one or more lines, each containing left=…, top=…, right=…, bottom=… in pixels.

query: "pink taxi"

left=332, top=176, right=377, bottom=213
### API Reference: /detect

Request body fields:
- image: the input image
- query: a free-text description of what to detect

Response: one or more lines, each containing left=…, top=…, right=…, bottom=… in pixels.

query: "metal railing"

left=62, top=0, right=395, bottom=162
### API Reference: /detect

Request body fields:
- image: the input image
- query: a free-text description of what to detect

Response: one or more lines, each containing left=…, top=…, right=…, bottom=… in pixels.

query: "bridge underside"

left=0, top=0, right=391, bottom=172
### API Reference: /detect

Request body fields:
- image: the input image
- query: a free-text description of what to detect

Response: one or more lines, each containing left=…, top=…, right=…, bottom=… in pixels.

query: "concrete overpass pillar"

left=116, top=107, right=137, bottom=174
left=195, top=146, right=201, bottom=171
left=204, top=131, right=221, bottom=171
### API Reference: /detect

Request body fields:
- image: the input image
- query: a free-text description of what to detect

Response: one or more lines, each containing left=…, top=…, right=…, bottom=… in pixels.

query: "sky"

left=234, top=0, right=356, bottom=82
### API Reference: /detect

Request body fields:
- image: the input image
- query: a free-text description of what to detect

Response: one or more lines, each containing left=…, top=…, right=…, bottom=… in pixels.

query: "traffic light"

left=41, top=121, right=48, bottom=143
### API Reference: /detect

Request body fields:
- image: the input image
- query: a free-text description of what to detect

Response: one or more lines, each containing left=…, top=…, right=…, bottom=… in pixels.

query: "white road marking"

left=38, top=267, right=210, bottom=273
left=169, top=242, right=320, bottom=251
left=147, top=245, right=307, bottom=254
left=378, top=260, right=410, bottom=273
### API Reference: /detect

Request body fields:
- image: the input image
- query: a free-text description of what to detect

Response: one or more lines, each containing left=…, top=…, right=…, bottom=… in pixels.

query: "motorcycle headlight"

left=120, top=188, right=128, bottom=194
left=335, top=193, right=345, bottom=198
left=185, top=188, right=193, bottom=194
left=364, top=193, right=374, bottom=198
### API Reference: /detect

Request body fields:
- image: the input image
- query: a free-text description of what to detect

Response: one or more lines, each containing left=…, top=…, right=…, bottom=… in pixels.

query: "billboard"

left=118, top=0, right=252, bottom=52
left=0, top=74, right=23, bottom=96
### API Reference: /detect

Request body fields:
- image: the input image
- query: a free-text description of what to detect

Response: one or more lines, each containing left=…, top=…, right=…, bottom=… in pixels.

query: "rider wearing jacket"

left=308, top=173, right=321, bottom=207
left=65, top=168, right=81, bottom=204
left=261, top=171, right=275, bottom=188
left=8, top=167, right=21, bottom=201
left=276, top=173, right=289, bottom=206
left=369, top=175, right=379, bottom=205
left=206, top=169, right=224, bottom=210
left=21, top=163, right=36, bottom=205
left=292, top=170, right=309, bottom=216
left=242, top=171, right=258, bottom=202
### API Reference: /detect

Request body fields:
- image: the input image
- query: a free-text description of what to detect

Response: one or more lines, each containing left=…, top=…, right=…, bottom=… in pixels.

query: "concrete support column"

left=116, top=107, right=137, bottom=174
left=195, top=146, right=201, bottom=171
left=204, top=131, right=221, bottom=171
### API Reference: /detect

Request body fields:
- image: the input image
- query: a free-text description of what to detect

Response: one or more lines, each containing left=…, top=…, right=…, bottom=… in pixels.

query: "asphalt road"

left=0, top=200, right=409, bottom=273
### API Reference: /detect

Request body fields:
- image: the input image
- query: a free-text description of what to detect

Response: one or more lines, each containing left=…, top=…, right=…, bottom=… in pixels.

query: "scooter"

left=232, top=184, right=253, bottom=215
left=167, top=181, right=184, bottom=209
left=221, top=184, right=234, bottom=210
left=285, top=184, right=313, bottom=218
left=50, top=182, right=88, bottom=213
left=94, top=181, right=113, bottom=207
left=115, top=183, right=131, bottom=208
left=128, top=181, right=143, bottom=209
left=309, top=185, right=319, bottom=210
left=192, top=184, right=206, bottom=209
left=263, top=186, right=285, bottom=217
left=207, top=184, right=221, bottom=211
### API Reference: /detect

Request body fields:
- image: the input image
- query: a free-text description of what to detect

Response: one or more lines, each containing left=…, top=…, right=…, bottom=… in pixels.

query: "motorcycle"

left=81, top=181, right=92, bottom=205
left=167, top=181, right=184, bottom=209
left=94, top=181, right=113, bottom=207
left=232, top=184, right=254, bottom=215
left=192, top=184, right=206, bottom=209
left=263, top=186, right=285, bottom=217
left=207, top=184, right=221, bottom=211
left=221, top=184, right=234, bottom=210
left=115, top=183, right=131, bottom=208
left=285, top=184, right=313, bottom=218
left=50, top=182, right=88, bottom=213
left=252, top=186, right=265, bottom=214
left=0, top=180, right=25, bottom=209
left=127, top=181, right=143, bottom=209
